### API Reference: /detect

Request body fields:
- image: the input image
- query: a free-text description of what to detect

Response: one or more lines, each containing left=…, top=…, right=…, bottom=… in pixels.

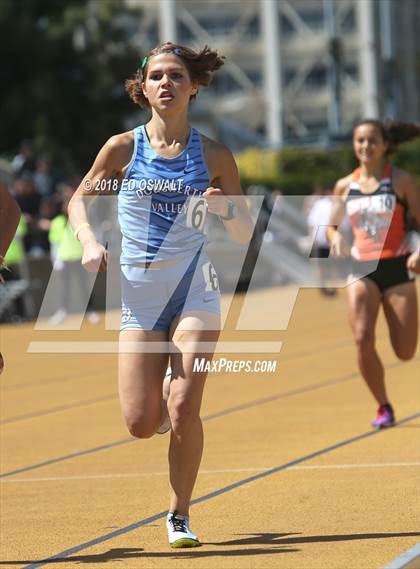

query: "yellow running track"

left=0, top=286, right=419, bottom=569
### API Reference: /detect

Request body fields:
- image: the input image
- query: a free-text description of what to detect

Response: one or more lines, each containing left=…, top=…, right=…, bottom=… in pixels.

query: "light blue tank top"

left=118, top=125, right=210, bottom=264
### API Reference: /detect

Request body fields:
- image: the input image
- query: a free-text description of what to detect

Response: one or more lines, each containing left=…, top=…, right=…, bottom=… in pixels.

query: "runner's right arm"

left=327, top=175, right=352, bottom=257
left=68, top=133, right=133, bottom=272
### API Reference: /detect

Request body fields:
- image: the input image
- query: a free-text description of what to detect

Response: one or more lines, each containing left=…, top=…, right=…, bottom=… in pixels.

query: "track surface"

left=0, top=287, right=419, bottom=568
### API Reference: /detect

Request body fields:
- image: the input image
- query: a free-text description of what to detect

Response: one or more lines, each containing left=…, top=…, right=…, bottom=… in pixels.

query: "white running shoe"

left=48, top=309, right=68, bottom=325
left=156, top=367, right=172, bottom=435
left=166, top=511, right=200, bottom=548
left=87, top=311, right=100, bottom=324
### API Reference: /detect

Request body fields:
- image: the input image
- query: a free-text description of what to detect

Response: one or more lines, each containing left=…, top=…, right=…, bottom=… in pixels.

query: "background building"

left=129, top=0, right=420, bottom=149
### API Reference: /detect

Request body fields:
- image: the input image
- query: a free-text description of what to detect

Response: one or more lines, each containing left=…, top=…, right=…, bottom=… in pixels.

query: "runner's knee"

left=168, top=392, right=200, bottom=434
left=353, top=327, right=375, bottom=352
left=392, top=342, right=416, bottom=361
left=125, top=414, right=158, bottom=439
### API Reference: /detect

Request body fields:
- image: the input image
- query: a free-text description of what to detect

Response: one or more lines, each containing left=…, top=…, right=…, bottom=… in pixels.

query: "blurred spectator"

left=263, top=187, right=287, bottom=246
left=34, top=156, right=56, bottom=197
left=2, top=215, right=28, bottom=319
left=14, top=172, right=41, bottom=220
left=14, top=173, right=43, bottom=255
left=12, top=140, right=36, bottom=176
left=36, top=195, right=62, bottom=253
left=269, top=188, right=284, bottom=218
left=307, top=186, right=337, bottom=297
left=13, top=173, right=61, bottom=256
left=48, top=194, right=99, bottom=325
left=246, top=184, right=271, bottom=240
left=303, top=184, right=324, bottom=217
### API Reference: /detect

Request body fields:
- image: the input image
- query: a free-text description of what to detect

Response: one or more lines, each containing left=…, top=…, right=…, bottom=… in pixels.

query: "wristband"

left=74, top=222, right=91, bottom=240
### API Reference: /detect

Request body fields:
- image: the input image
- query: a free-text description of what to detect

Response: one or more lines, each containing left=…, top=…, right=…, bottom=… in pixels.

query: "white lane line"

left=27, top=341, right=284, bottom=354
left=2, top=462, right=419, bottom=483
left=292, top=462, right=420, bottom=470
left=382, top=543, right=420, bottom=569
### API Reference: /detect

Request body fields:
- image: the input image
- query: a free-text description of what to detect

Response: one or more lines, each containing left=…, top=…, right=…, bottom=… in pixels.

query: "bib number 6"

left=186, top=198, right=207, bottom=232
left=202, top=262, right=219, bottom=292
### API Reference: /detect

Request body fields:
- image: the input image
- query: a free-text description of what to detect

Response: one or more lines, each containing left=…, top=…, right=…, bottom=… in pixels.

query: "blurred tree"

left=0, top=0, right=144, bottom=173
left=236, top=138, right=420, bottom=194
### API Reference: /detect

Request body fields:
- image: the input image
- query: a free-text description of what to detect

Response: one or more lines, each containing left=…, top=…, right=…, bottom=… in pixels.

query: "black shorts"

left=309, top=245, right=331, bottom=259
left=350, top=254, right=414, bottom=293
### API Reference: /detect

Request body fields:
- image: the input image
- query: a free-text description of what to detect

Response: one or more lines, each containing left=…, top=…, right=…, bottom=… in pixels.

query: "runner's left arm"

left=396, top=169, right=420, bottom=273
left=327, top=175, right=351, bottom=257
left=203, top=144, right=253, bottom=245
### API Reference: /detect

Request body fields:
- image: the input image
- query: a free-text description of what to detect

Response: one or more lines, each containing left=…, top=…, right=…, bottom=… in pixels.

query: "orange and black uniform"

left=345, top=164, right=413, bottom=292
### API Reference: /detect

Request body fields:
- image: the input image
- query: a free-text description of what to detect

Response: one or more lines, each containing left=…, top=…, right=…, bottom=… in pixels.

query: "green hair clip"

left=140, top=56, right=148, bottom=70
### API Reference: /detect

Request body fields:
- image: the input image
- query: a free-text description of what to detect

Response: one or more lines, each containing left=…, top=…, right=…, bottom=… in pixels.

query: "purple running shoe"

left=372, top=404, right=395, bottom=429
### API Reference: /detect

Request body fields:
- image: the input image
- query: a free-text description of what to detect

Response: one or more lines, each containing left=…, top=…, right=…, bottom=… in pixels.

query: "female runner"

left=329, top=119, right=420, bottom=428
left=0, top=183, right=20, bottom=284
left=68, top=42, right=253, bottom=547
left=0, top=182, right=21, bottom=373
